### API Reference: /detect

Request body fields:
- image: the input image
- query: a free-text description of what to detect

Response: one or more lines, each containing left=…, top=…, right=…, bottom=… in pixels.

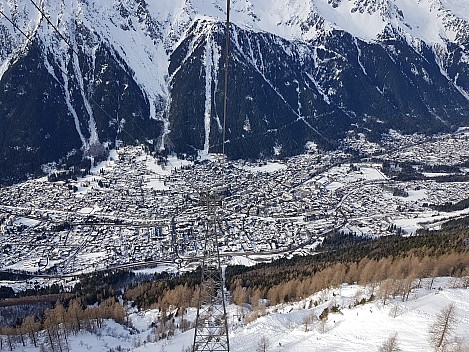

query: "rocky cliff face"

left=0, top=0, right=468, bottom=182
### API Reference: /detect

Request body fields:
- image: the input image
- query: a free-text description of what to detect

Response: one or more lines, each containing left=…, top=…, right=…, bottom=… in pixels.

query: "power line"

left=28, top=0, right=80, bottom=58
left=5, top=1, right=336, bottom=159
left=222, top=0, right=230, bottom=157
left=27, top=0, right=149, bottom=143
left=0, top=8, right=33, bottom=43
left=192, top=2, right=231, bottom=351
left=1, top=3, right=144, bottom=147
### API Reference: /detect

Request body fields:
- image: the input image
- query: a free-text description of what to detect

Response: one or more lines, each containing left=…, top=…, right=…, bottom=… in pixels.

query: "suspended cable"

left=0, top=6, right=146, bottom=153
left=222, top=0, right=230, bottom=157
left=0, top=8, right=33, bottom=43
left=5, top=0, right=335, bottom=161
left=27, top=0, right=151, bottom=141
left=192, top=2, right=231, bottom=351
left=28, top=0, right=79, bottom=57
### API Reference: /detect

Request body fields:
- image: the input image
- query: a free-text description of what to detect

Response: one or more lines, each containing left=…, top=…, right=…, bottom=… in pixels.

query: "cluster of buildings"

left=1, top=130, right=469, bottom=277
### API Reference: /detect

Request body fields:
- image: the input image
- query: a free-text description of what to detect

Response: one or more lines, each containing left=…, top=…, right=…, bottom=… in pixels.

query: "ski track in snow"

left=0, top=57, right=12, bottom=82
left=294, top=79, right=302, bottom=117
left=305, top=72, right=330, bottom=105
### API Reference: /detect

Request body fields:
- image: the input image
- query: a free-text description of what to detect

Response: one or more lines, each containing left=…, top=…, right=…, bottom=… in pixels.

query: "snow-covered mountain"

left=0, top=0, right=468, bottom=182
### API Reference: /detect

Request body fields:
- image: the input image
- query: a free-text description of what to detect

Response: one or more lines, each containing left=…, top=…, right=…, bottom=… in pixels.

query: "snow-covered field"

left=227, top=282, right=469, bottom=352
left=4, top=277, right=468, bottom=351
left=240, top=162, right=287, bottom=174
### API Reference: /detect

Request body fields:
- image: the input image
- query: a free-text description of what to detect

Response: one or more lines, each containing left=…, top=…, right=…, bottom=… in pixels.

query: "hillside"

left=1, top=0, right=469, bottom=182
left=0, top=225, right=468, bottom=351
left=1, top=278, right=468, bottom=351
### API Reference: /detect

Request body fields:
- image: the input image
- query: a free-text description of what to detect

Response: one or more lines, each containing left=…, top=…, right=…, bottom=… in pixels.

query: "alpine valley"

left=0, top=0, right=468, bottom=183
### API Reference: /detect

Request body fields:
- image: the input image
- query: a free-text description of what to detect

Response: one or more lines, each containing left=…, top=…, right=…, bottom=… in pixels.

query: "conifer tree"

left=428, top=303, right=458, bottom=350
left=21, top=316, right=40, bottom=347
left=256, top=335, right=271, bottom=352
left=378, top=332, right=401, bottom=352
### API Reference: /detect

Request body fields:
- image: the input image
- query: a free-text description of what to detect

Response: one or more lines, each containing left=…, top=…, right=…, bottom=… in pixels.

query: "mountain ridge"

left=0, top=0, right=468, bottom=183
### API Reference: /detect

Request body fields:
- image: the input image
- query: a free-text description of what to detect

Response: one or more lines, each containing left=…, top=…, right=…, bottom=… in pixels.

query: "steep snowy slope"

left=0, top=0, right=468, bottom=182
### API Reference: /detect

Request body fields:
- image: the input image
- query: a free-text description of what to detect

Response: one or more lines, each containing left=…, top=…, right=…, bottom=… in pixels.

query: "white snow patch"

left=13, top=217, right=40, bottom=227
left=313, top=0, right=386, bottom=41
left=326, top=181, right=344, bottom=192
left=77, top=207, right=95, bottom=215
left=393, top=207, right=469, bottom=235
left=240, top=162, right=287, bottom=173
left=133, top=264, right=179, bottom=276
left=440, top=0, right=469, bottom=21
left=229, top=255, right=257, bottom=267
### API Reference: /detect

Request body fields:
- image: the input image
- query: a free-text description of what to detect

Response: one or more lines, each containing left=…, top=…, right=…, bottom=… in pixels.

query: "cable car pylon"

left=192, top=1, right=231, bottom=351
left=192, top=191, right=229, bottom=352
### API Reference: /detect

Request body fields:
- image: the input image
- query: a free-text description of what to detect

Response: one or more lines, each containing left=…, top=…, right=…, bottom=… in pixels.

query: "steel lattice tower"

left=193, top=1, right=231, bottom=350
left=192, top=191, right=230, bottom=352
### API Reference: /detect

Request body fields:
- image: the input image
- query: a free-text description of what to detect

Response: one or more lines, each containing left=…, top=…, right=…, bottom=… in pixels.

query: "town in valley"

left=1, top=129, right=469, bottom=288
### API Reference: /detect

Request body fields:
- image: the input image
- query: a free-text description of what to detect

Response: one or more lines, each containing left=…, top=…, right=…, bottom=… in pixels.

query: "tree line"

left=225, top=230, right=468, bottom=306
left=116, top=229, right=469, bottom=326
left=0, top=228, right=467, bottom=350
left=0, top=297, right=126, bottom=351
